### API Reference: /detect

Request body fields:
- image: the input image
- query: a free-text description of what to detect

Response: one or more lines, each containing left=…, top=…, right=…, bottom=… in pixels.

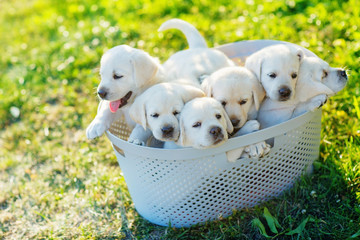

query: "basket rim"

left=214, top=39, right=318, bottom=59
left=106, top=108, right=321, bottom=160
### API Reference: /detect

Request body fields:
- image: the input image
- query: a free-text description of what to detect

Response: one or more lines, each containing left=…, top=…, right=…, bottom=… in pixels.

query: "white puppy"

left=245, top=44, right=304, bottom=102
left=201, top=66, right=265, bottom=129
left=164, top=97, right=233, bottom=149
left=86, top=45, right=165, bottom=139
left=159, top=19, right=235, bottom=86
left=201, top=67, right=270, bottom=161
left=128, top=82, right=205, bottom=145
left=258, top=56, right=348, bottom=129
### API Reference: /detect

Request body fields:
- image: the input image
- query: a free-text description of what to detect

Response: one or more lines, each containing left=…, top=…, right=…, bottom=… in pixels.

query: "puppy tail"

left=158, top=18, right=208, bottom=49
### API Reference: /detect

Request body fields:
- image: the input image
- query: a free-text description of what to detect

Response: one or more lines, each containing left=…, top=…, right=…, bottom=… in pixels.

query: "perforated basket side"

left=103, top=39, right=324, bottom=228
left=108, top=109, right=322, bottom=227
left=108, top=118, right=132, bottom=155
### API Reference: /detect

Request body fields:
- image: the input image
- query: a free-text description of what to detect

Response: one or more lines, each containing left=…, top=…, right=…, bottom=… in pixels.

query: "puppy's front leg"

left=232, top=120, right=260, bottom=137
left=226, top=147, right=245, bottom=162
left=227, top=120, right=260, bottom=162
left=128, top=124, right=153, bottom=146
left=231, top=120, right=271, bottom=160
left=86, top=100, right=121, bottom=139
left=292, top=94, right=328, bottom=117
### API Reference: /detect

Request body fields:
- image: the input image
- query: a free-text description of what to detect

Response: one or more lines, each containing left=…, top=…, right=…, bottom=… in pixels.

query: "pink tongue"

left=109, top=100, right=121, bottom=113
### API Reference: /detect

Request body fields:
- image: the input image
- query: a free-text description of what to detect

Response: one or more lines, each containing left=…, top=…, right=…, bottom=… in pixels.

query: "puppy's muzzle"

left=161, top=126, right=174, bottom=138
left=338, top=70, right=348, bottom=80
left=209, top=126, right=224, bottom=144
left=278, top=86, right=292, bottom=101
left=98, top=88, right=108, bottom=99
left=230, top=118, right=240, bottom=127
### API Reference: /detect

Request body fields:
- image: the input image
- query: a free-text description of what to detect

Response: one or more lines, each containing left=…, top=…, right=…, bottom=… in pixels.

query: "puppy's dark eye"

left=113, top=74, right=123, bottom=80
left=215, top=114, right=222, bottom=119
left=291, top=73, right=298, bottom=79
left=268, top=73, right=277, bottom=78
left=239, top=99, right=248, bottom=105
left=322, top=70, right=328, bottom=79
left=221, top=101, right=227, bottom=107
left=150, top=113, right=159, bottom=118
left=192, top=122, right=201, bottom=128
left=173, top=110, right=179, bottom=116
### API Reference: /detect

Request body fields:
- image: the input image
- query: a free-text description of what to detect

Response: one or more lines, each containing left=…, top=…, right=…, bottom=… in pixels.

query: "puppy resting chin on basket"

left=245, top=44, right=304, bottom=103
left=257, top=56, right=348, bottom=129
left=200, top=66, right=271, bottom=161
left=86, top=45, right=165, bottom=140
left=128, top=82, right=205, bottom=146
left=163, top=97, right=233, bottom=150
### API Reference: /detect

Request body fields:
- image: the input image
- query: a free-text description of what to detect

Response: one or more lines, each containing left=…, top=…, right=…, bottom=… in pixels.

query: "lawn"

left=0, top=0, right=359, bottom=239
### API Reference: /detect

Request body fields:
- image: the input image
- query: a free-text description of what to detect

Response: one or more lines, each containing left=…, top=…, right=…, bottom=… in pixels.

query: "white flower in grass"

left=310, top=190, right=317, bottom=198
left=10, top=106, right=20, bottom=118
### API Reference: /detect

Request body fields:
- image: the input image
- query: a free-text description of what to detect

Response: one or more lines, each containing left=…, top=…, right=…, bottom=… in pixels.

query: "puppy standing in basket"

left=158, top=18, right=235, bottom=86
left=86, top=45, right=165, bottom=140
left=201, top=66, right=270, bottom=161
left=257, top=56, right=348, bottom=128
left=164, top=97, right=234, bottom=149
left=128, top=82, right=205, bottom=146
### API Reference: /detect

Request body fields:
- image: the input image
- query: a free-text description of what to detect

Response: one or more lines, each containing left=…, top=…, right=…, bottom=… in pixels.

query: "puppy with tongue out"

left=86, top=45, right=165, bottom=140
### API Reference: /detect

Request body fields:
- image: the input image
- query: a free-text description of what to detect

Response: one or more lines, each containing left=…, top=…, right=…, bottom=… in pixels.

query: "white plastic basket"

left=106, top=40, right=322, bottom=228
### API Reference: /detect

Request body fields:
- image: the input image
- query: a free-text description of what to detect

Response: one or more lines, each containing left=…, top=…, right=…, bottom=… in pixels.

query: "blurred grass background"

left=0, top=0, right=359, bottom=239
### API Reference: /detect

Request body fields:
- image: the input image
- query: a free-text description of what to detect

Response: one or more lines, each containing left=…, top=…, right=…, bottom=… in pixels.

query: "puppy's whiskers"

left=92, top=67, right=100, bottom=73
left=342, top=66, right=351, bottom=76
left=92, top=87, right=98, bottom=96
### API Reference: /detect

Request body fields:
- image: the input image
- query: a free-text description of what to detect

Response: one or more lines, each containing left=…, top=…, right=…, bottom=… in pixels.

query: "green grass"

left=1, top=0, right=359, bottom=239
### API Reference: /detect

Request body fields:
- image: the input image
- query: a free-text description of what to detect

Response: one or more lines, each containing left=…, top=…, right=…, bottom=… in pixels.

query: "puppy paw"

left=233, top=120, right=260, bottom=136
left=128, top=139, right=146, bottom=146
left=86, top=119, right=109, bottom=139
left=244, top=141, right=271, bottom=159
left=309, top=94, right=328, bottom=111
left=244, top=120, right=260, bottom=132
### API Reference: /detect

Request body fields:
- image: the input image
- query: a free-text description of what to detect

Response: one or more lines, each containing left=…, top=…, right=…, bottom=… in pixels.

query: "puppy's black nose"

left=209, top=127, right=222, bottom=137
left=98, top=89, right=107, bottom=99
left=231, top=119, right=240, bottom=127
left=161, top=126, right=174, bottom=136
left=278, top=87, right=291, bottom=99
left=338, top=70, right=348, bottom=79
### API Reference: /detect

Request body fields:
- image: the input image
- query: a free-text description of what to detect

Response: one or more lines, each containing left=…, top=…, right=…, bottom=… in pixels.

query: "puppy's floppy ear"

left=251, top=79, right=266, bottom=111
left=245, top=55, right=263, bottom=82
left=129, top=95, right=147, bottom=129
left=130, top=50, right=159, bottom=87
left=200, top=77, right=213, bottom=97
left=293, top=48, right=304, bottom=62
left=176, top=84, right=205, bottom=103
left=296, top=63, right=334, bottom=102
left=221, top=107, right=234, bottom=134
left=176, top=117, right=187, bottom=146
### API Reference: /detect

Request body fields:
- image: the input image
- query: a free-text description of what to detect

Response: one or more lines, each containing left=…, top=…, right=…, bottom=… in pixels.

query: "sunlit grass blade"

left=348, top=229, right=360, bottom=239
left=263, top=207, right=281, bottom=234
left=252, top=218, right=271, bottom=239
left=285, top=216, right=315, bottom=236
left=353, top=96, right=360, bottom=119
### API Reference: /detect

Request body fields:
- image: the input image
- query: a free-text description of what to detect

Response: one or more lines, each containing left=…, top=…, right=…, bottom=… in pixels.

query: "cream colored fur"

left=128, top=82, right=205, bottom=145
left=86, top=45, right=165, bottom=140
